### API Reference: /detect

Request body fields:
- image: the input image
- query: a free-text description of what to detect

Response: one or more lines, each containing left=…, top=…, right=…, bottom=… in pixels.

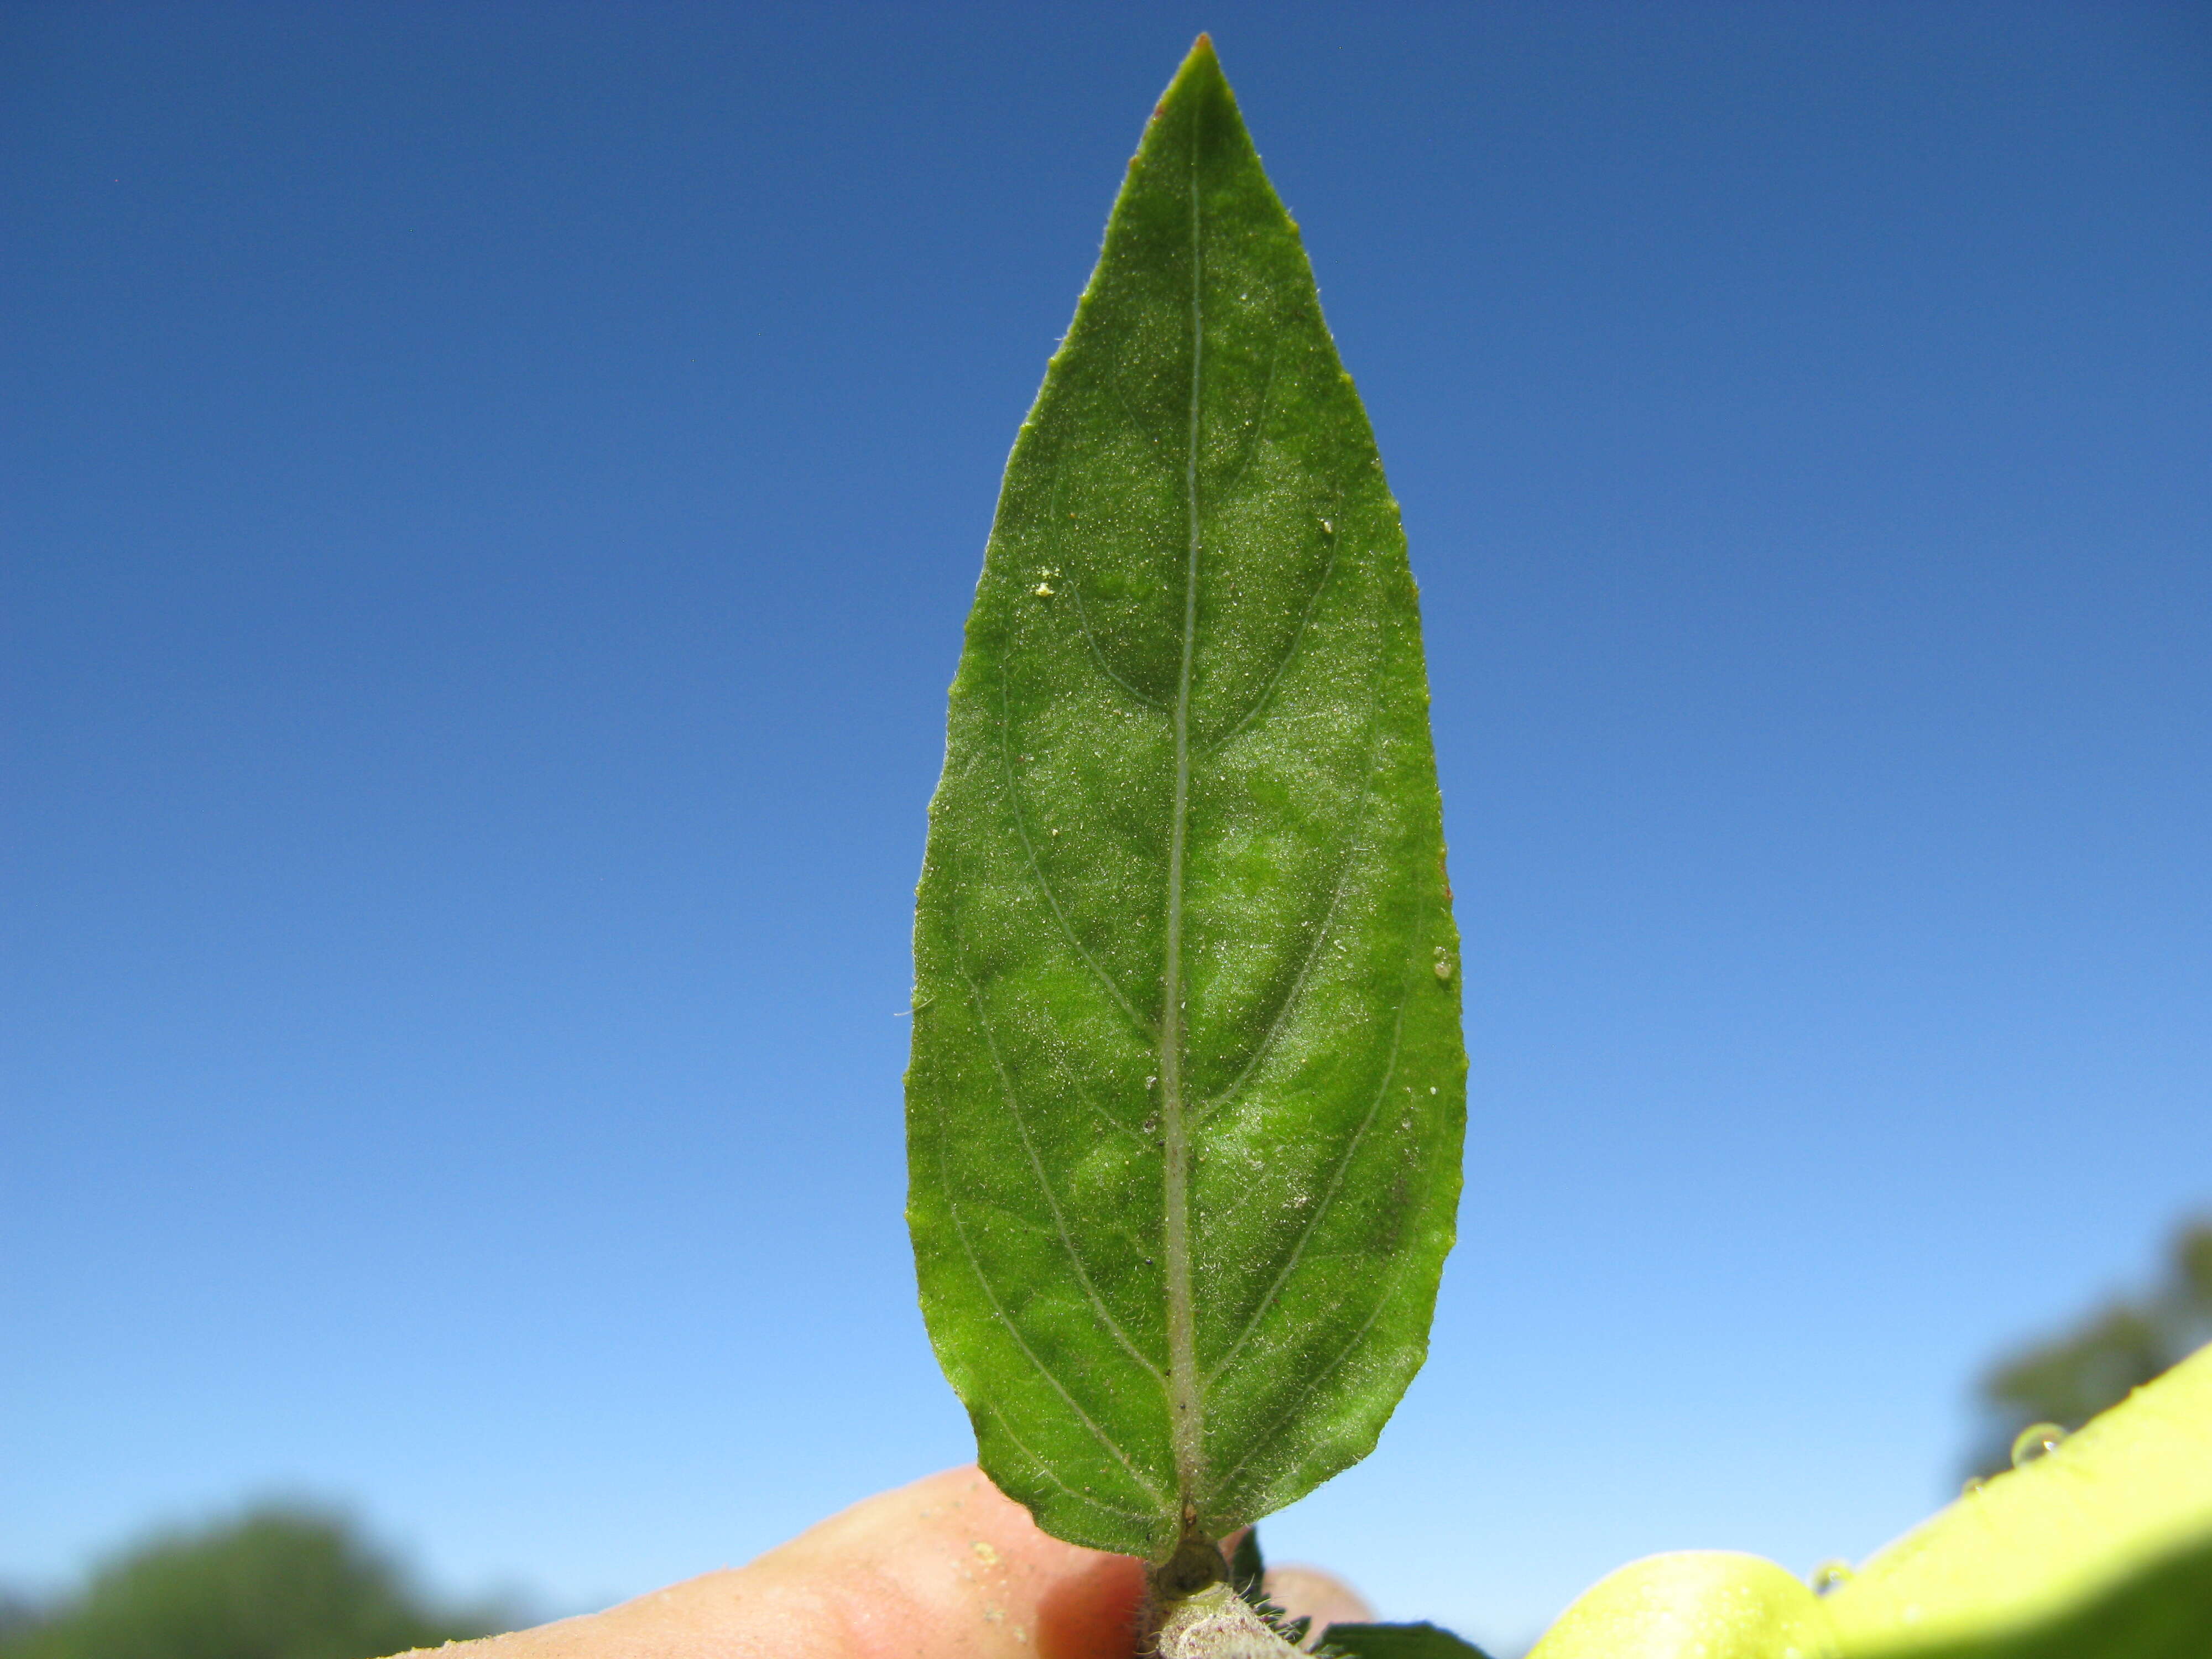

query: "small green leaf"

left=1323, top=1620, right=1498, bottom=1659
left=905, top=35, right=1464, bottom=1560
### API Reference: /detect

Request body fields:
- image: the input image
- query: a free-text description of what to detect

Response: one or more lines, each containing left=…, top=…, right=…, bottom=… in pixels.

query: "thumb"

left=395, top=1465, right=1148, bottom=1659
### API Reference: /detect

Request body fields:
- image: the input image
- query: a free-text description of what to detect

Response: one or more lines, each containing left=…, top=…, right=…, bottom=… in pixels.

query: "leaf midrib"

left=1157, top=105, right=1207, bottom=1519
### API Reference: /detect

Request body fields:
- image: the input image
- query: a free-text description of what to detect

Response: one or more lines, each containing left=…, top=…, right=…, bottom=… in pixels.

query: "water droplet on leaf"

left=1810, top=1561, right=1854, bottom=1594
left=2011, top=1422, right=2067, bottom=1467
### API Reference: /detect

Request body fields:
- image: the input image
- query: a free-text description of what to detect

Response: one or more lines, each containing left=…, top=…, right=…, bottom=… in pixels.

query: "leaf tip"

left=1172, top=32, right=1225, bottom=89
left=1148, top=35, right=1232, bottom=129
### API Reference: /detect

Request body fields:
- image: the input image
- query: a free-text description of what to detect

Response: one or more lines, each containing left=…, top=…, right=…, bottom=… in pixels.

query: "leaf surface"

left=905, top=36, right=1464, bottom=1559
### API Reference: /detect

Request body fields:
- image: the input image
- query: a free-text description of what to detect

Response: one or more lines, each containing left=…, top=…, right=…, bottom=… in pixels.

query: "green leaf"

left=1849, top=1535, right=2212, bottom=1659
left=1520, top=1342, right=2212, bottom=1659
left=904, top=35, right=1464, bottom=1561
left=1322, top=1621, right=1497, bottom=1659
left=1520, top=1552, right=1830, bottom=1659
left=1823, top=1339, right=2212, bottom=1658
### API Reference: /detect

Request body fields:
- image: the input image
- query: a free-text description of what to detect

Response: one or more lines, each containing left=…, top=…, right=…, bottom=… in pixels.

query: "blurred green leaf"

left=1969, top=1219, right=2212, bottom=1478
left=1228, top=1527, right=1268, bottom=1608
left=1525, top=1344, right=2212, bottom=1659
left=1323, top=1620, right=1495, bottom=1659
left=1825, top=1341, right=2212, bottom=1658
left=1854, top=1532, right=2212, bottom=1659
left=905, top=35, right=1464, bottom=1559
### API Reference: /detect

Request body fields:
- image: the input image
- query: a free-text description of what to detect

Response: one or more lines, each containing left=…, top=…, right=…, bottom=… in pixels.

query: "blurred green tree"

left=0, top=1597, right=39, bottom=1645
left=1968, top=1217, right=2212, bottom=1478
left=0, top=1506, right=505, bottom=1659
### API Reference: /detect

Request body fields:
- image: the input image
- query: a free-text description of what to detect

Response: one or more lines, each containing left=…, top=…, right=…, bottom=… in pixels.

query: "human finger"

left=397, top=1465, right=1148, bottom=1659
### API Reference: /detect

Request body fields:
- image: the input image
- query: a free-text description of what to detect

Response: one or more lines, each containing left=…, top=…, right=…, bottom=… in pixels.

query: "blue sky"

left=3, top=2, right=2208, bottom=1648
